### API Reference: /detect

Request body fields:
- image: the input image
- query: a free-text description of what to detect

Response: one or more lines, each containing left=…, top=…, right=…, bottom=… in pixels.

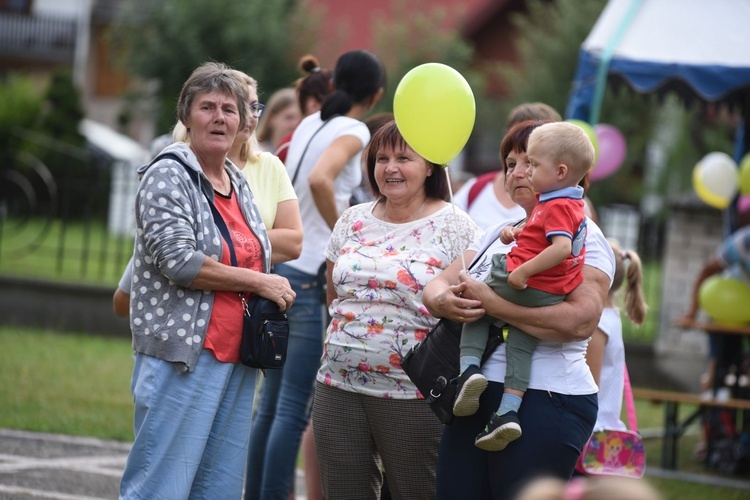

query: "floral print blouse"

left=318, top=201, right=482, bottom=399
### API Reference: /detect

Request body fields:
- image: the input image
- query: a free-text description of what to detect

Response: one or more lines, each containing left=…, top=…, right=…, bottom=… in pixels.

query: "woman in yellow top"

left=228, top=71, right=302, bottom=263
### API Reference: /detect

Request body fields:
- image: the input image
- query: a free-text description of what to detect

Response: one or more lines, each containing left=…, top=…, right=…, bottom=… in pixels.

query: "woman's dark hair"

left=295, top=54, right=333, bottom=115
left=500, top=119, right=558, bottom=173
left=320, top=50, right=386, bottom=120
left=365, top=121, right=449, bottom=201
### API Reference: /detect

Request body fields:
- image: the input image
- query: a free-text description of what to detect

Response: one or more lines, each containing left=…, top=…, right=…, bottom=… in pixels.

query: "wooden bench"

left=632, top=387, right=750, bottom=470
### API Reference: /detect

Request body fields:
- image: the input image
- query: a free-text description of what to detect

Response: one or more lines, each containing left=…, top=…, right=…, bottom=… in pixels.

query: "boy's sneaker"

left=474, top=411, right=522, bottom=451
left=452, top=365, right=488, bottom=417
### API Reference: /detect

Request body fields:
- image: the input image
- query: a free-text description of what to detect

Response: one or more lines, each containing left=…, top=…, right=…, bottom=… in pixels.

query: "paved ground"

left=0, top=428, right=127, bottom=499
left=3, top=427, right=749, bottom=499
left=0, top=428, right=306, bottom=500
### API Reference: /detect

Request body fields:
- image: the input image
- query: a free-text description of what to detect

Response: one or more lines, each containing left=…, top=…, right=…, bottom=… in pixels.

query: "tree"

left=32, top=70, right=97, bottom=218
left=37, top=71, right=87, bottom=151
left=0, top=74, right=41, bottom=154
left=500, top=0, right=608, bottom=117
left=109, top=0, right=316, bottom=132
left=372, top=0, right=485, bottom=117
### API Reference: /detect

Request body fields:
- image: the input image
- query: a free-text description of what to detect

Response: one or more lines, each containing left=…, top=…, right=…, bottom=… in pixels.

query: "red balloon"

left=590, top=124, right=626, bottom=182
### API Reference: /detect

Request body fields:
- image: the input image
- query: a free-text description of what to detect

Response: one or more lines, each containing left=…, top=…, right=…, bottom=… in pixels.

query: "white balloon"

left=696, top=151, right=738, bottom=200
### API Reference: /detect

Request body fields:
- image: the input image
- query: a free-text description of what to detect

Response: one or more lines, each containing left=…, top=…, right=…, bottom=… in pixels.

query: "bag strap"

left=467, top=171, right=498, bottom=209
left=623, top=364, right=639, bottom=433
left=290, top=114, right=341, bottom=188
left=466, top=219, right=523, bottom=270
left=207, top=202, right=238, bottom=267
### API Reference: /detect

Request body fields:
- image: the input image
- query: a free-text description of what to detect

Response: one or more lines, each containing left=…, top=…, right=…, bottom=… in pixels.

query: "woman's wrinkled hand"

left=457, top=270, right=499, bottom=319
left=432, top=279, right=484, bottom=323
left=259, top=274, right=296, bottom=311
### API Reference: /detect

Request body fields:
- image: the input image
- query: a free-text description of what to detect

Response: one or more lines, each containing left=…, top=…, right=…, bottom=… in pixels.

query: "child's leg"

left=472, top=263, right=563, bottom=452
left=474, top=326, right=535, bottom=451
left=454, top=319, right=493, bottom=417
left=502, top=326, right=538, bottom=403
left=459, top=319, right=492, bottom=373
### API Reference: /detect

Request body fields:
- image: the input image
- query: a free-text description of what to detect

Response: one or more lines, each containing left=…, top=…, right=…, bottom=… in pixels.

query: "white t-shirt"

left=453, top=175, right=527, bottom=230
left=594, top=307, right=627, bottom=431
left=473, top=217, right=615, bottom=395
left=284, top=112, right=370, bottom=275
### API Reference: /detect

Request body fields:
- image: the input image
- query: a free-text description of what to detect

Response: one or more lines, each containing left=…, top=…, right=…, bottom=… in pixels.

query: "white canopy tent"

left=567, top=0, right=750, bottom=147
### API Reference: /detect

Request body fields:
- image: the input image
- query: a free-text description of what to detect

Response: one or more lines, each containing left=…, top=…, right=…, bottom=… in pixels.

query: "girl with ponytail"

left=586, top=238, right=648, bottom=432
left=246, top=50, right=385, bottom=500
left=275, top=54, right=333, bottom=164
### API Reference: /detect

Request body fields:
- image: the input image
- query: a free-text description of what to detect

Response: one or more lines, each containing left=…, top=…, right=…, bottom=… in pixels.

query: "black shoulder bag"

left=154, top=153, right=289, bottom=370
left=211, top=198, right=290, bottom=370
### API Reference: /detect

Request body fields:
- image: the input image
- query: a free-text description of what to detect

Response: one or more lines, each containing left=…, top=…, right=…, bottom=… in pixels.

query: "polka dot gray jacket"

left=130, top=142, right=271, bottom=372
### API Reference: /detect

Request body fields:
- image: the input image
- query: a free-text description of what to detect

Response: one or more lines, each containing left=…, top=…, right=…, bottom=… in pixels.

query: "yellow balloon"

left=565, top=119, right=599, bottom=159
left=394, top=63, right=475, bottom=165
left=699, top=276, right=750, bottom=325
left=740, top=152, right=750, bottom=195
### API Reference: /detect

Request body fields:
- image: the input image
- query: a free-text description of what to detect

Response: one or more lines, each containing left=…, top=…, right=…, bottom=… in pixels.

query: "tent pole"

left=589, top=0, right=644, bottom=125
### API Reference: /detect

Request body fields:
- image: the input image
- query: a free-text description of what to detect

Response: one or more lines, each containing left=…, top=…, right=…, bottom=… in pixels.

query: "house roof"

left=79, top=119, right=147, bottom=163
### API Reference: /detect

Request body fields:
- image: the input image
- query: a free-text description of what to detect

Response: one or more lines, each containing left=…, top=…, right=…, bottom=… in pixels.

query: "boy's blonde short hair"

left=527, top=122, right=596, bottom=181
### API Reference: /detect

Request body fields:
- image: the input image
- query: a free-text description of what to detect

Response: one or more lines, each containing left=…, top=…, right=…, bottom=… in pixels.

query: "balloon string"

left=444, top=166, right=467, bottom=272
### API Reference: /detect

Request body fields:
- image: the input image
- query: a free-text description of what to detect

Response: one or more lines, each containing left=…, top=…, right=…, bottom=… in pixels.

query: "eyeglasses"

left=249, top=103, right=265, bottom=118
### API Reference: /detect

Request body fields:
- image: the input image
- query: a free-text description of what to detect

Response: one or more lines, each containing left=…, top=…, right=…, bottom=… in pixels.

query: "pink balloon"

left=738, top=194, right=750, bottom=214
left=590, top=124, right=627, bottom=182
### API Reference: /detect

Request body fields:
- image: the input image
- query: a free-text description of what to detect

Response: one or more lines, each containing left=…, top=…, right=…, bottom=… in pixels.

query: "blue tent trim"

left=566, top=49, right=750, bottom=122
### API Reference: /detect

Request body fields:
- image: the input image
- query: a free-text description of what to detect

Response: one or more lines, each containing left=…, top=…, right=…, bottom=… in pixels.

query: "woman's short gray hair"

left=177, top=62, right=250, bottom=130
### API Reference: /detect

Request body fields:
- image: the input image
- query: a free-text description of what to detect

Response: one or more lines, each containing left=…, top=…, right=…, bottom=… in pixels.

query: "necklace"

left=381, top=198, right=427, bottom=224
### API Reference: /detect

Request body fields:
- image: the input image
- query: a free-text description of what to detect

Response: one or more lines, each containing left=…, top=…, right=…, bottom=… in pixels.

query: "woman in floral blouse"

left=312, top=121, right=481, bottom=500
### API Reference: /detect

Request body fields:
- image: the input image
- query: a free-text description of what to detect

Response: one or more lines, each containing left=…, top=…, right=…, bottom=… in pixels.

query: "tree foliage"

left=31, top=70, right=98, bottom=218
left=37, top=71, right=87, bottom=150
left=109, top=0, right=313, bottom=132
left=501, top=0, right=608, bottom=116
left=372, top=0, right=485, bottom=116
left=0, top=74, right=41, bottom=154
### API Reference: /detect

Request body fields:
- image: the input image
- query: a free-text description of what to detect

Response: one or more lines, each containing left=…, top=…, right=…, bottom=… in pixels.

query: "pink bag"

left=576, top=366, right=646, bottom=478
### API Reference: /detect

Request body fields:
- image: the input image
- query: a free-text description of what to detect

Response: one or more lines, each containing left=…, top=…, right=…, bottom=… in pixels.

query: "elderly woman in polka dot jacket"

left=119, top=61, right=295, bottom=500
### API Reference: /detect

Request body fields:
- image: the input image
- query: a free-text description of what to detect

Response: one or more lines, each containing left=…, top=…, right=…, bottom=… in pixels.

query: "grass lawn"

left=1, top=326, right=748, bottom=498
left=0, top=218, right=133, bottom=287
left=622, top=259, right=661, bottom=343
left=0, top=326, right=134, bottom=442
